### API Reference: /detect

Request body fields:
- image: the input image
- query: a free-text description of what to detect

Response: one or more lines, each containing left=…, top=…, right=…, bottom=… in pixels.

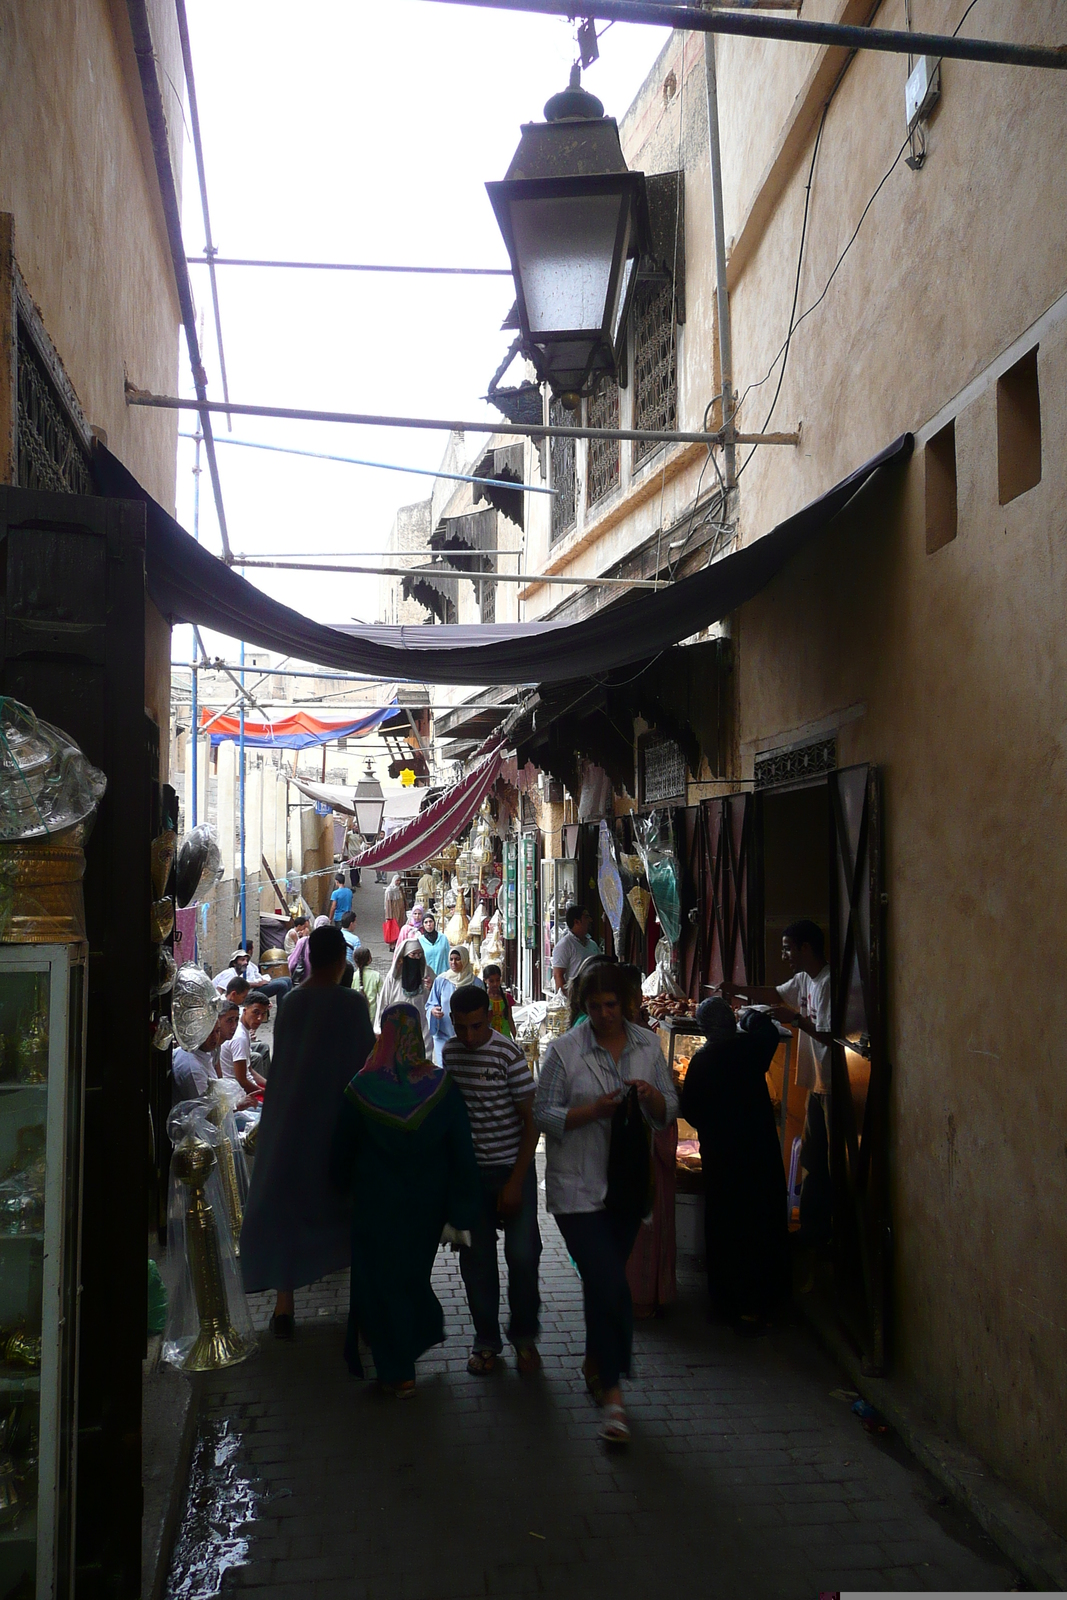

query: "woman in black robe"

left=679, top=999, right=789, bottom=1328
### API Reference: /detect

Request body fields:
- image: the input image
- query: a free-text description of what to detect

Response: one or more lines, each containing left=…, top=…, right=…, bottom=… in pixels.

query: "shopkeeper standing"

left=550, top=905, right=601, bottom=993
left=719, top=919, right=832, bottom=1247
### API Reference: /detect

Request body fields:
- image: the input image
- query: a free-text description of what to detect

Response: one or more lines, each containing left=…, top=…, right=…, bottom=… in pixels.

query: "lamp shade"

left=352, top=762, right=385, bottom=840
left=487, top=69, right=647, bottom=406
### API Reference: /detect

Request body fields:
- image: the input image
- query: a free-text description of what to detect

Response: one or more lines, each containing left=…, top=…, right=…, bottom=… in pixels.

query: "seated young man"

left=443, top=984, right=542, bottom=1376
left=220, top=989, right=271, bottom=1098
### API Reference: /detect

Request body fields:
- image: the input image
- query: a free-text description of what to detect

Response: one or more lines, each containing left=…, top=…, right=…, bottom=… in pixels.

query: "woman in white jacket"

left=533, top=962, right=677, bottom=1444
left=375, top=938, right=432, bottom=1051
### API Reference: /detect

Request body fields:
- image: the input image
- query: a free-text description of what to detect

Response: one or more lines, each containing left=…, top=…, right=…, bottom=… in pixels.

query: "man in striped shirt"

left=444, top=985, right=542, bottom=1376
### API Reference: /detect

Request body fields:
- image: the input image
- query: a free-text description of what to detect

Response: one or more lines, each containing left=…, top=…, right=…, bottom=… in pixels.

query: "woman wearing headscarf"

left=419, top=911, right=451, bottom=977
left=427, top=945, right=483, bottom=1066
left=534, top=962, right=677, bottom=1445
left=680, top=999, right=789, bottom=1331
left=286, top=914, right=329, bottom=987
left=375, top=938, right=432, bottom=1049
left=330, top=1004, right=481, bottom=1396
left=397, top=903, right=425, bottom=947
left=382, top=875, right=406, bottom=952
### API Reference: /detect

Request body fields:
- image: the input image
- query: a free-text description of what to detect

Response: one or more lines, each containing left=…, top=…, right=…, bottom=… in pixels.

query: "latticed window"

left=16, top=317, right=92, bottom=496
left=587, top=380, right=620, bottom=509
left=632, top=278, right=677, bottom=470
left=549, top=397, right=576, bottom=543
left=480, top=578, right=496, bottom=625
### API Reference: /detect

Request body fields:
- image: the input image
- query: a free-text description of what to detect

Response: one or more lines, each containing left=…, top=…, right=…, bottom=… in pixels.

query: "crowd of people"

left=174, top=867, right=832, bottom=1448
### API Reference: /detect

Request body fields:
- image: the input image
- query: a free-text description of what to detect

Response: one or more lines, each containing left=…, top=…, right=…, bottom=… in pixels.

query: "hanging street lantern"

left=487, top=65, right=648, bottom=411
left=352, top=757, right=385, bottom=841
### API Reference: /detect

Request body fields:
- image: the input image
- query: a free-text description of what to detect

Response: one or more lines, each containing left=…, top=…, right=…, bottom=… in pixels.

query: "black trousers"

left=555, top=1210, right=641, bottom=1391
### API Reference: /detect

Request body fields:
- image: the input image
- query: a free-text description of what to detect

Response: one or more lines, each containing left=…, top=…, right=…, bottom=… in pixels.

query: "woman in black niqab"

left=680, top=999, right=789, bottom=1327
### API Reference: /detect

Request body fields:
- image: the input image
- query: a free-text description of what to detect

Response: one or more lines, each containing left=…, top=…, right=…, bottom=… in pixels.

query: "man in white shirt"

left=219, top=990, right=271, bottom=1097
left=213, top=948, right=264, bottom=994
left=720, top=919, right=833, bottom=1246
left=550, top=905, right=601, bottom=992
left=172, top=1002, right=240, bottom=1102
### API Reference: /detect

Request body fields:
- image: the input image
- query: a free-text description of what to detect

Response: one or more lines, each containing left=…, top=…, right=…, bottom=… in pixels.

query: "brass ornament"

left=0, top=825, right=87, bottom=945
left=0, top=1330, right=41, bottom=1371
left=172, top=1137, right=252, bottom=1371
left=150, top=898, right=175, bottom=943
left=205, top=1099, right=243, bottom=1252
left=150, top=829, right=178, bottom=899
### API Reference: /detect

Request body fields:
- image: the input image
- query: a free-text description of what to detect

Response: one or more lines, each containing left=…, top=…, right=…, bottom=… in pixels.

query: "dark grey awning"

left=92, top=434, right=912, bottom=687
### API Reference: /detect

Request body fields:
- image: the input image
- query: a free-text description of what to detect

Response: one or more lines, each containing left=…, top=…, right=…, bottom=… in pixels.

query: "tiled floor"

left=167, top=1189, right=1017, bottom=1600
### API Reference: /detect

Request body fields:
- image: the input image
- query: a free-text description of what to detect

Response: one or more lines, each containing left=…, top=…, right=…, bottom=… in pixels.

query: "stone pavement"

left=167, top=1189, right=1018, bottom=1600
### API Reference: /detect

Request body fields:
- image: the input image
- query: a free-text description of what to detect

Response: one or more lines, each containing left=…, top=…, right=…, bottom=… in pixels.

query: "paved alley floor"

left=167, top=1199, right=1018, bottom=1600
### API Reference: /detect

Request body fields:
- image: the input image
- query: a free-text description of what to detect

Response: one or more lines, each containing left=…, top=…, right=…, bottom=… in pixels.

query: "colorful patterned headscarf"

left=345, top=1003, right=447, bottom=1129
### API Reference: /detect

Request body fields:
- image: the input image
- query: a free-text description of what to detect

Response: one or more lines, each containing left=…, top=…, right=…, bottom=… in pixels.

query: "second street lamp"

left=352, top=758, right=385, bottom=841
left=487, top=65, right=648, bottom=410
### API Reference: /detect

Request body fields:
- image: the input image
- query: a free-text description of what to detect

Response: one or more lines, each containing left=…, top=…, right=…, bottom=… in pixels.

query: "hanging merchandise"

left=171, top=965, right=220, bottom=1051
left=175, top=824, right=224, bottom=909
left=150, top=829, right=178, bottom=899
left=445, top=887, right=469, bottom=947
left=467, top=902, right=487, bottom=966
left=596, top=820, right=624, bottom=944
left=636, top=811, right=682, bottom=946
left=162, top=1102, right=256, bottom=1373
left=642, top=936, right=685, bottom=1000
left=0, top=698, right=106, bottom=843
left=627, top=885, right=652, bottom=933
left=151, top=946, right=177, bottom=998
left=480, top=909, right=505, bottom=967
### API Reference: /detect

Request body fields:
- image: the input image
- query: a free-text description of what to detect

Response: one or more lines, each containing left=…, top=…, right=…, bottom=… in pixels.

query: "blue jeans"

left=459, top=1164, right=541, bottom=1353
left=257, top=977, right=291, bottom=1002
left=555, top=1210, right=641, bottom=1390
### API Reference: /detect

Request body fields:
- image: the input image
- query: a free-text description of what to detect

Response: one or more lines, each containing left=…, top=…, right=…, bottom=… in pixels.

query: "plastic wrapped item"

left=445, top=887, right=469, bottom=947
left=175, top=824, right=224, bottom=910
left=642, top=937, right=684, bottom=1000
left=479, top=909, right=505, bottom=967
left=205, top=1079, right=250, bottom=1241
left=162, top=1102, right=256, bottom=1373
left=0, top=698, right=106, bottom=842
left=171, top=965, right=220, bottom=1051
left=635, top=811, right=681, bottom=946
left=597, top=820, right=623, bottom=943
left=151, top=946, right=177, bottom=998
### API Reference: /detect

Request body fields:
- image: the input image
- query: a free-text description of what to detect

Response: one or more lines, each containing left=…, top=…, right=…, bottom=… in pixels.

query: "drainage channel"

left=165, top=1417, right=260, bottom=1599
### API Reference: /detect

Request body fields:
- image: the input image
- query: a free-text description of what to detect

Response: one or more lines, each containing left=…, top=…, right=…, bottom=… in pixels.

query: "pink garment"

left=288, top=935, right=310, bottom=980
left=626, top=1123, right=678, bottom=1313
left=174, top=906, right=197, bottom=965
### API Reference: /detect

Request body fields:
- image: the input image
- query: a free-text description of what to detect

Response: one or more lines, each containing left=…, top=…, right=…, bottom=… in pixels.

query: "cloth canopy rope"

left=198, top=705, right=398, bottom=749
left=92, top=435, right=912, bottom=687
left=347, top=746, right=504, bottom=872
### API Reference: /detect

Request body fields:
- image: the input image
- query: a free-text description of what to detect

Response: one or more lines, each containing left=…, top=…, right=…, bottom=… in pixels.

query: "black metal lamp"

left=487, top=66, right=648, bottom=410
left=352, top=758, right=385, bottom=841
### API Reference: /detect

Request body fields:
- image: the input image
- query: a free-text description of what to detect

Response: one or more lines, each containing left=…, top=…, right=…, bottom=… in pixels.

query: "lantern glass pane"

left=510, top=193, right=623, bottom=334
left=353, top=798, right=384, bottom=837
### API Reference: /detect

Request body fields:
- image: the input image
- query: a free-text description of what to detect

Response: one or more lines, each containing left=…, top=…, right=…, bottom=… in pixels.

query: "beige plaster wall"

left=0, top=0, right=184, bottom=772
left=736, top=315, right=1067, bottom=1531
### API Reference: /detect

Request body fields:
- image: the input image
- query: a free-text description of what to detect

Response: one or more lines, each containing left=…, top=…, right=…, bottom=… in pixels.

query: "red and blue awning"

left=200, top=703, right=398, bottom=749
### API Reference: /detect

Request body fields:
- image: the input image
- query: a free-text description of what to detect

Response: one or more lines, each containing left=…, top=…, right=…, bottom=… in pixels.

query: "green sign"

left=521, top=830, right=537, bottom=950
left=502, top=837, right=518, bottom=941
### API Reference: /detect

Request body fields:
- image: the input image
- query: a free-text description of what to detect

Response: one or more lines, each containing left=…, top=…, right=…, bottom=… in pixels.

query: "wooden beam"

left=0, top=215, right=15, bottom=486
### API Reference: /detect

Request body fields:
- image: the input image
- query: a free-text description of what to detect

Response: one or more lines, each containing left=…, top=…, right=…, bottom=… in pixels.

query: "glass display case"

left=539, top=858, right=578, bottom=995
left=0, top=945, right=85, bottom=1600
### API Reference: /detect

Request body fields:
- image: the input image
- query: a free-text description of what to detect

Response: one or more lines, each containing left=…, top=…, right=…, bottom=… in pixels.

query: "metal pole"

left=239, top=641, right=247, bottom=947
left=416, top=0, right=1067, bottom=72
left=187, top=256, right=511, bottom=276
left=703, top=29, right=735, bottom=490
left=127, top=386, right=798, bottom=448
left=191, top=426, right=201, bottom=825
left=232, top=558, right=667, bottom=589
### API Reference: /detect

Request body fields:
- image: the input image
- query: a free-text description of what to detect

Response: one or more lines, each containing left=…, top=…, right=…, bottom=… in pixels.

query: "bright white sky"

left=175, top=1, right=671, bottom=671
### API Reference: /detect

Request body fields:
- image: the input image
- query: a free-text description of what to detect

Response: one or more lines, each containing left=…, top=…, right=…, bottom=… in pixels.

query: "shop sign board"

left=521, top=830, right=537, bottom=950
left=502, top=837, right=518, bottom=941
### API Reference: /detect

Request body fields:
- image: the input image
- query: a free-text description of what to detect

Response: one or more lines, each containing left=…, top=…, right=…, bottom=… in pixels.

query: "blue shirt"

left=329, top=885, right=353, bottom=922
left=427, top=974, right=485, bottom=1044
left=342, top=928, right=361, bottom=955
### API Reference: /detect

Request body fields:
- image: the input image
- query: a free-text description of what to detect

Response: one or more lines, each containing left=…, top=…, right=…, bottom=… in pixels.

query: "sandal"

left=467, top=1350, right=497, bottom=1376
left=582, top=1359, right=604, bottom=1404
left=598, top=1402, right=631, bottom=1445
left=515, top=1344, right=541, bottom=1376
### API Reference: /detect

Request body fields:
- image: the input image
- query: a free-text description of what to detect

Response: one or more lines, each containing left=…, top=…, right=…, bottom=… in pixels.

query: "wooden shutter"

left=828, top=764, right=890, bottom=1374
left=678, top=805, right=702, bottom=998
left=699, top=793, right=762, bottom=991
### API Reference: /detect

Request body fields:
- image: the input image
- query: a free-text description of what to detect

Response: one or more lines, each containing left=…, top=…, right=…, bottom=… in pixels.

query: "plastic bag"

left=0, top=699, right=106, bottom=841
left=642, top=937, right=684, bottom=999
left=635, top=811, right=681, bottom=946
left=596, top=820, right=623, bottom=944
left=161, top=1102, right=255, bottom=1373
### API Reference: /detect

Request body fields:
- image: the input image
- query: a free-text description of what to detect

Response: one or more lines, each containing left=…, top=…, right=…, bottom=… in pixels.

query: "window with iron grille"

left=586, top=380, right=620, bottom=509
left=640, top=735, right=686, bottom=804
left=754, top=737, right=837, bottom=791
left=549, top=397, right=576, bottom=543
left=480, top=577, right=496, bottom=625
left=16, top=314, right=92, bottom=496
left=632, top=279, right=677, bottom=471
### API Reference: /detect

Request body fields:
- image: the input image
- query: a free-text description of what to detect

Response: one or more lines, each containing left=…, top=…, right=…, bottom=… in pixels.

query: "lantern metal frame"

left=352, top=759, right=386, bottom=841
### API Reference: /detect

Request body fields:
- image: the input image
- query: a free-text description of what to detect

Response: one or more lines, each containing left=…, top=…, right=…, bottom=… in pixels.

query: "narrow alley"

left=167, top=1201, right=1015, bottom=1600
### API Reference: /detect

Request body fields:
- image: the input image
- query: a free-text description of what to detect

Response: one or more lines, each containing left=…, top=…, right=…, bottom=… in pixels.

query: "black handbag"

left=605, top=1085, right=653, bottom=1221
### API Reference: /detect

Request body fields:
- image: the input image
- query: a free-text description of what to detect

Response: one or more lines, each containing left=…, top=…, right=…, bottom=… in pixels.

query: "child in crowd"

left=483, top=965, right=515, bottom=1039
